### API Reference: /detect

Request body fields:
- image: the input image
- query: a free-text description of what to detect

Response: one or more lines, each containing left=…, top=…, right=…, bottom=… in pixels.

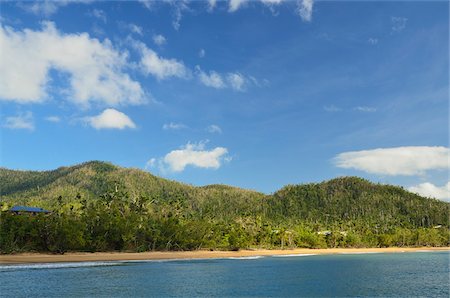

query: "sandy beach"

left=1, top=247, right=448, bottom=264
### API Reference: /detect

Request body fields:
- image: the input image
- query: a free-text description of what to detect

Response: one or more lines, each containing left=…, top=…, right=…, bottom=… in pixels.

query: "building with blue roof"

left=9, top=205, right=51, bottom=215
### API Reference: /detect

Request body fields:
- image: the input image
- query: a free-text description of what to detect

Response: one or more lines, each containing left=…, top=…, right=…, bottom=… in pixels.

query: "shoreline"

left=1, top=247, right=449, bottom=264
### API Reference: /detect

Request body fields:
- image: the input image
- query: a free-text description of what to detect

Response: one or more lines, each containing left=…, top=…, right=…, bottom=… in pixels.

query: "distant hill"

left=0, top=161, right=448, bottom=253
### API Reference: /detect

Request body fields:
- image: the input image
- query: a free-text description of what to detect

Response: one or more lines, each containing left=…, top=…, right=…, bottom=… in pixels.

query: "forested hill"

left=0, top=161, right=448, bottom=253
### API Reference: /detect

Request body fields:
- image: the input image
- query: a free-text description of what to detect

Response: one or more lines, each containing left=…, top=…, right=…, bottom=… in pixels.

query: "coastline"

left=1, top=247, right=449, bottom=264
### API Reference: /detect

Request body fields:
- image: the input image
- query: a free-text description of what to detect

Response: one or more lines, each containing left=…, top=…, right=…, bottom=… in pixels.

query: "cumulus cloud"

left=3, top=111, right=34, bottom=131
left=153, top=34, right=166, bottom=46
left=163, top=122, right=187, bottom=130
left=85, top=108, right=136, bottom=130
left=334, top=146, right=449, bottom=176
left=149, top=141, right=230, bottom=173
left=133, top=41, right=189, bottom=80
left=297, top=0, right=314, bottom=22
left=45, top=116, right=61, bottom=123
left=206, top=124, right=222, bottom=134
left=409, top=182, right=450, bottom=201
left=0, top=22, right=145, bottom=107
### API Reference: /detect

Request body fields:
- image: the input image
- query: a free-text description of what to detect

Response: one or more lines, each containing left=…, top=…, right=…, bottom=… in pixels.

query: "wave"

left=0, top=261, right=122, bottom=271
left=339, top=252, right=381, bottom=255
left=272, top=254, right=317, bottom=257
left=227, top=256, right=265, bottom=260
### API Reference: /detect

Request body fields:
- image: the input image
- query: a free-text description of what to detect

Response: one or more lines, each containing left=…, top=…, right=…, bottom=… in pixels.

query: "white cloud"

left=208, top=0, right=217, bottom=11
left=45, top=116, right=61, bottom=123
left=391, top=17, right=408, bottom=33
left=197, top=67, right=226, bottom=89
left=163, top=122, right=187, bottom=130
left=195, top=67, right=252, bottom=91
left=3, top=111, right=34, bottom=131
left=150, top=141, right=230, bottom=173
left=261, top=0, right=283, bottom=4
left=324, top=105, right=342, bottom=112
left=153, top=34, right=166, bottom=46
left=19, top=0, right=91, bottom=16
left=368, top=38, right=378, bottom=45
left=199, top=48, right=206, bottom=58
left=227, top=72, right=246, bottom=91
left=134, top=41, right=189, bottom=80
left=409, top=182, right=450, bottom=201
left=170, top=0, right=190, bottom=30
left=354, top=106, right=377, bottom=112
left=207, top=124, right=222, bottom=134
left=229, top=0, right=248, bottom=12
left=334, top=146, right=449, bottom=176
left=86, top=108, right=136, bottom=130
left=0, top=22, right=145, bottom=107
left=128, top=23, right=143, bottom=35
left=88, top=9, right=106, bottom=23
left=297, top=0, right=314, bottom=22
left=139, top=0, right=155, bottom=10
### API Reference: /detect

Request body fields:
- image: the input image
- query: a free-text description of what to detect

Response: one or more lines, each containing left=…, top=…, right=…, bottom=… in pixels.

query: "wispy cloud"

left=324, top=105, right=342, bottom=112
left=334, top=146, right=449, bottom=176
left=391, top=17, right=408, bottom=33
left=163, top=122, right=187, bottom=130
left=229, top=0, right=248, bottom=12
left=148, top=141, right=230, bottom=173
left=153, top=34, right=167, bottom=46
left=409, top=181, right=450, bottom=201
left=45, top=116, right=61, bottom=123
left=206, top=124, right=222, bottom=134
left=368, top=38, right=378, bottom=45
left=19, top=0, right=92, bottom=16
left=196, top=66, right=253, bottom=91
left=85, top=108, right=136, bottom=130
left=133, top=40, right=189, bottom=80
left=354, top=106, right=377, bottom=112
left=88, top=9, right=106, bottom=23
left=199, top=48, right=206, bottom=58
left=3, top=111, right=34, bottom=131
left=297, top=0, right=314, bottom=22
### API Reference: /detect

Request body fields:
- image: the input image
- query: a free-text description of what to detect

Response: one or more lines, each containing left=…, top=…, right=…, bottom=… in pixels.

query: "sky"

left=0, top=0, right=448, bottom=201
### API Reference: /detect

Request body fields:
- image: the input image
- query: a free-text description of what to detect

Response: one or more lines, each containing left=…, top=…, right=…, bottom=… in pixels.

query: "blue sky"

left=0, top=0, right=448, bottom=200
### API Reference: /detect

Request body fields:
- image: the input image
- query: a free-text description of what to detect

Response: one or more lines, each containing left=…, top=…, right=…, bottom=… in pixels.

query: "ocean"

left=1, top=252, right=448, bottom=297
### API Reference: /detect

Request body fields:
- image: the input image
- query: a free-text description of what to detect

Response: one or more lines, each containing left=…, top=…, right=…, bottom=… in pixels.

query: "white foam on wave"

left=272, top=254, right=317, bottom=258
left=0, top=261, right=122, bottom=271
left=227, top=256, right=265, bottom=260
left=339, top=252, right=380, bottom=255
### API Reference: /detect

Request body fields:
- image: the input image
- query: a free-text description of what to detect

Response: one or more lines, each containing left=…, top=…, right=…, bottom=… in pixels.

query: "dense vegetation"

left=0, top=161, right=448, bottom=253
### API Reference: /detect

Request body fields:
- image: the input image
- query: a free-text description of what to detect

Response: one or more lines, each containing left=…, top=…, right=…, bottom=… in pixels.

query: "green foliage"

left=0, top=162, right=449, bottom=253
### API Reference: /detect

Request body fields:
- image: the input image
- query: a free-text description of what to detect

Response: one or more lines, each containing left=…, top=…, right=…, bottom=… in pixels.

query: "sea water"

left=0, top=252, right=448, bottom=297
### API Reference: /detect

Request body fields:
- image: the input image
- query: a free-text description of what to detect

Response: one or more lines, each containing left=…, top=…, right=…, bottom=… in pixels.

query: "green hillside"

left=0, top=161, right=448, bottom=253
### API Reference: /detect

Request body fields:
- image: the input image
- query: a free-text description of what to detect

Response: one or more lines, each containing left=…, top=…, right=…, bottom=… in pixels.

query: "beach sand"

left=1, top=247, right=448, bottom=264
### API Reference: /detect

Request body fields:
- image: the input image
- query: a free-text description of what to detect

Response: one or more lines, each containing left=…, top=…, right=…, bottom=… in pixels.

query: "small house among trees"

left=9, top=205, right=50, bottom=215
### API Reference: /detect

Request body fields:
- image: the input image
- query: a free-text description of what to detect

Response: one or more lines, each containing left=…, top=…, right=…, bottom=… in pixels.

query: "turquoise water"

left=1, top=252, right=448, bottom=297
